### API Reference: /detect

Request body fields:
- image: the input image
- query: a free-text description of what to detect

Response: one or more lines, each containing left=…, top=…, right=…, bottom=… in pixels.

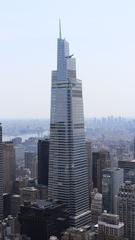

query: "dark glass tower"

left=19, top=200, right=68, bottom=240
left=48, top=23, right=91, bottom=227
left=38, top=139, right=49, bottom=186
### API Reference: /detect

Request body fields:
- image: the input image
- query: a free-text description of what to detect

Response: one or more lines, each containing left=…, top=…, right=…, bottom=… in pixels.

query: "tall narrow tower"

left=48, top=24, right=91, bottom=227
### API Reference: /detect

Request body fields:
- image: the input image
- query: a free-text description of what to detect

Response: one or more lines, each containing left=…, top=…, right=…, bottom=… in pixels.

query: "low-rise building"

left=98, top=212, right=124, bottom=240
left=62, top=225, right=97, bottom=240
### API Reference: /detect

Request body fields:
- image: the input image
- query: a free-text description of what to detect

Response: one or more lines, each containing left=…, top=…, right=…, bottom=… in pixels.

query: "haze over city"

left=2, top=1, right=135, bottom=240
left=1, top=0, right=135, bottom=118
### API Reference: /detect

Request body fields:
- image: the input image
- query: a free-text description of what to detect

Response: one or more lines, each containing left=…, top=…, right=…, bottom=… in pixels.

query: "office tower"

left=11, top=194, right=21, bottom=217
left=92, top=152, right=100, bottom=189
left=19, top=200, right=69, bottom=240
left=25, top=151, right=37, bottom=178
left=3, top=193, right=11, bottom=218
left=91, top=189, right=102, bottom=224
left=38, top=139, right=49, bottom=186
left=98, top=212, right=124, bottom=240
left=102, top=168, right=123, bottom=214
left=92, top=150, right=111, bottom=193
left=86, top=140, right=92, bottom=196
left=117, top=181, right=135, bottom=239
left=3, top=193, right=21, bottom=218
left=3, top=141, right=16, bottom=193
left=97, top=150, right=111, bottom=193
left=0, top=124, right=3, bottom=219
left=118, top=159, right=135, bottom=184
left=24, top=137, right=38, bottom=153
left=14, top=144, right=25, bottom=165
left=48, top=24, right=91, bottom=227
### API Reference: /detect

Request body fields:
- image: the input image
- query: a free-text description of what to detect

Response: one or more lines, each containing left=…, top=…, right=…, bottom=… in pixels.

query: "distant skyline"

left=1, top=0, right=135, bottom=118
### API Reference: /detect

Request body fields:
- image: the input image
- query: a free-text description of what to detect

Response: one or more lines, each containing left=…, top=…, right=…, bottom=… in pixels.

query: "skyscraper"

left=92, top=150, right=111, bottom=193
left=38, top=139, right=49, bottom=186
left=92, top=152, right=100, bottom=189
left=86, top=140, right=92, bottom=198
left=102, top=168, right=123, bottom=214
left=48, top=23, right=91, bottom=227
left=97, top=149, right=111, bottom=193
left=3, top=141, right=16, bottom=193
left=118, top=159, right=135, bottom=184
left=25, top=151, right=37, bottom=178
left=0, top=124, right=3, bottom=219
left=117, top=181, right=135, bottom=239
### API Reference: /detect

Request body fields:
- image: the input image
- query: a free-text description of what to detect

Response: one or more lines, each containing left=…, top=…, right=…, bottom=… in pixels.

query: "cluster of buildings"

left=1, top=26, right=135, bottom=240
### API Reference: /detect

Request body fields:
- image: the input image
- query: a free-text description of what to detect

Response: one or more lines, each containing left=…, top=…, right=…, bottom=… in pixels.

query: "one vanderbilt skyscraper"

left=48, top=22, right=91, bottom=227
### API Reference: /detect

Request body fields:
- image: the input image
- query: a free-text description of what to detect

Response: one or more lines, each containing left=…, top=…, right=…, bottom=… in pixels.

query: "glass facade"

left=102, top=168, right=123, bottom=214
left=48, top=33, right=91, bottom=227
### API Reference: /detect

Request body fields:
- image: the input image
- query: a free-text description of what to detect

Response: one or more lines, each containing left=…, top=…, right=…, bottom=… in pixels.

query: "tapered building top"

left=59, top=19, right=62, bottom=39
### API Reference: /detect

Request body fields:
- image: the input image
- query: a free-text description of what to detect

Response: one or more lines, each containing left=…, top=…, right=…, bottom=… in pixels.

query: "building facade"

left=25, top=151, right=37, bottom=178
left=98, top=212, right=124, bottom=240
left=91, top=189, right=102, bottom=224
left=97, top=150, right=111, bottom=193
left=86, top=140, right=92, bottom=201
left=102, top=168, right=123, bottom=214
left=20, top=187, right=39, bottom=203
left=117, top=181, right=135, bottom=239
left=19, top=200, right=69, bottom=240
left=92, top=152, right=100, bottom=189
left=38, top=139, right=49, bottom=186
left=118, top=159, right=135, bottom=184
left=92, top=150, right=111, bottom=193
left=48, top=25, right=91, bottom=227
left=3, top=141, right=16, bottom=193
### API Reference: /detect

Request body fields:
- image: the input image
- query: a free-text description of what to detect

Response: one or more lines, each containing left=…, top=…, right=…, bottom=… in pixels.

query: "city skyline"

left=1, top=0, right=135, bottom=118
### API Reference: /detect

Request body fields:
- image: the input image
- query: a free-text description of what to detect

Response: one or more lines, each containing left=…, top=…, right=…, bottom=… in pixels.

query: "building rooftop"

left=64, top=225, right=91, bottom=234
left=21, top=187, right=38, bottom=192
left=99, top=211, right=124, bottom=227
left=103, top=167, right=122, bottom=172
left=22, top=199, right=64, bottom=210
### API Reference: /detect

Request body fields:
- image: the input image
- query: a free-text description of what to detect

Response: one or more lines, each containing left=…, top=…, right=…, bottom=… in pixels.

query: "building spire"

left=59, top=19, right=62, bottom=39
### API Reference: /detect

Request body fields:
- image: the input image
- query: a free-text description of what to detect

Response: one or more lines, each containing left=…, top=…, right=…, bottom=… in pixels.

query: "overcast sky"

left=1, top=0, right=135, bottom=118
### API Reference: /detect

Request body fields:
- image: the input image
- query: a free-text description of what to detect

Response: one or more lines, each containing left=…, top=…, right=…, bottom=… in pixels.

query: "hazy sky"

left=1, top=0, right=135, bottom=118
